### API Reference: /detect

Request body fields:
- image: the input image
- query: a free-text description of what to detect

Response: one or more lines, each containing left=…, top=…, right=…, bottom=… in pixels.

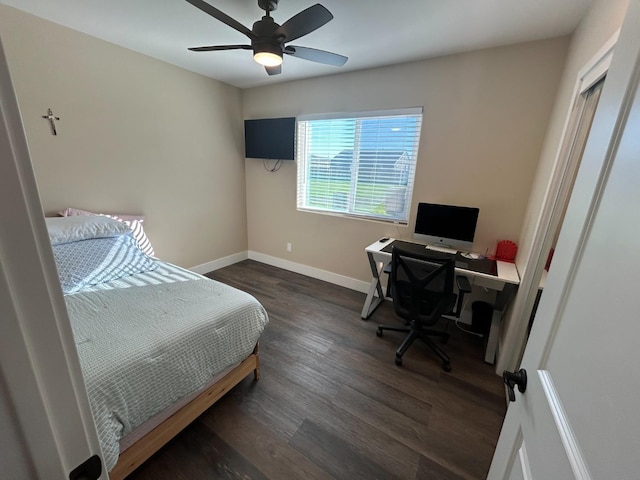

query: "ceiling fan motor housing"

left=252, top=15, right=284, bottom=56
left=252, top=15, right=279, bottom=37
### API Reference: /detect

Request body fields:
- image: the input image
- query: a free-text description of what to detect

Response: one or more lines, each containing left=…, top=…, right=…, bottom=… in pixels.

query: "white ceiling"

left=2, top=0, right=593, bottom=89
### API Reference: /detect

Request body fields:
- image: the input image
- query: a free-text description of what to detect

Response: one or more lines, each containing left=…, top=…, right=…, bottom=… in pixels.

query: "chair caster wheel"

left=442, top=362, right=451, bottom=372
left=376, top=328, right=382, bottom=337
left=395, top=356, right=403, bottom=366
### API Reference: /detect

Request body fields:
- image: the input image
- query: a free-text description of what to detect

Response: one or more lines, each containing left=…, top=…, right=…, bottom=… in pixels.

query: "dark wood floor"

left=128, top=260, right=507, bottom=480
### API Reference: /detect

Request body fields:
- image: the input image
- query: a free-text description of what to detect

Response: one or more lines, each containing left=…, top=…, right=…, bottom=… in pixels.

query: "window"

left=296, top=108, right=423, bottom=224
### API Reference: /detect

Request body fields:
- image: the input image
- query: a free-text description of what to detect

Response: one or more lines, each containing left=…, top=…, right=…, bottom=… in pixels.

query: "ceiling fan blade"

left=188, top=44, right=252, bottom=52
left=265, top=65, right=282, bottom=75
left=185, top=0, right=258, bottom=40
left=275, top=4, right=333, bottom=43
left=284, top=45, right=348, bottom=66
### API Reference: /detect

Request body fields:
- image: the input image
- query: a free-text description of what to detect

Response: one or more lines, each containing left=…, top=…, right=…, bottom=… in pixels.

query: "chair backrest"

left=389, top=246, right=456, bottom=325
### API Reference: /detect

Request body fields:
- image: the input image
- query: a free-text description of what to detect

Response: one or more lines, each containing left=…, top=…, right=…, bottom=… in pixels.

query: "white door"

left=0, top=37, right=105, bottom=478
left=489, top=2, right=640, bottom=478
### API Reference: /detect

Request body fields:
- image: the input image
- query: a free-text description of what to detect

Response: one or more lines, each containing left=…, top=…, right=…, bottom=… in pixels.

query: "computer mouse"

left=462, top=252, right=483, bottom=260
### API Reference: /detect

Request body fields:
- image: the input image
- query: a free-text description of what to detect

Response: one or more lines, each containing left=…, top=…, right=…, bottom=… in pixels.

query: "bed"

left=46, top=215, right=269, bottom=479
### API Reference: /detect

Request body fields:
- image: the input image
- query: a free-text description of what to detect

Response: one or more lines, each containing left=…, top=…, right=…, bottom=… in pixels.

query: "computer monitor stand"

left=425, top=244, right=458, bottom=255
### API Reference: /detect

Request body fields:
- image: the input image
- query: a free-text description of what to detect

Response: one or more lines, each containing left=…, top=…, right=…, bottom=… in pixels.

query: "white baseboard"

left=189, top=250, right=369, bottom=294
left=248, top=251, right=370, bottom=294
left=189, top=251, right=249, bottom=275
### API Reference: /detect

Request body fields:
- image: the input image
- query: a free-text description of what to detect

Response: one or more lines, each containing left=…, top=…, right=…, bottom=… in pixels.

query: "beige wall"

left=243, top=38, right=569, bottom=283
left=0, top=5, right=247, bottom=268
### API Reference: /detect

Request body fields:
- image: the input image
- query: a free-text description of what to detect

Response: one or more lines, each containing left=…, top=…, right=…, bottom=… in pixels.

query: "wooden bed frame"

left=108, top=344, right=260, bottom=480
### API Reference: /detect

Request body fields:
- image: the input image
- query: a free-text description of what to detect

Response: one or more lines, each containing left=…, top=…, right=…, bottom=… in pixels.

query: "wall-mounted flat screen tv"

left=244, top=117, right=296, bottom=160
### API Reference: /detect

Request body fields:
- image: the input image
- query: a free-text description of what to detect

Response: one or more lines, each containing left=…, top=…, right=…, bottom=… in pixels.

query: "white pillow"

left=46, top=216, right=129, bottom=245
left=58, top=207, right=154, bottom=256
left=59, top=207, right=144, bottom=223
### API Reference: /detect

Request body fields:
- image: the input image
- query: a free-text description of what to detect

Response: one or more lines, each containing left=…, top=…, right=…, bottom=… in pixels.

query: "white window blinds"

left=296, top=108, right=423, bottom=224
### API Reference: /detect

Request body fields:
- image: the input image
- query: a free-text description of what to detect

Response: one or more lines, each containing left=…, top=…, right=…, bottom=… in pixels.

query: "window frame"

left=296, top=107, right=423, bottom=225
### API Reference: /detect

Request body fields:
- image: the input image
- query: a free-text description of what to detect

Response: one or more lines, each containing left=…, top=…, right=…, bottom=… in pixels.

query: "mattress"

left=64, top=260, right=269, bottom=471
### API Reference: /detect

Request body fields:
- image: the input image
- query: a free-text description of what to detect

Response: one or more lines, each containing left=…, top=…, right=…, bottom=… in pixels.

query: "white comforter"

left=65, top=266, right=268, bottom=471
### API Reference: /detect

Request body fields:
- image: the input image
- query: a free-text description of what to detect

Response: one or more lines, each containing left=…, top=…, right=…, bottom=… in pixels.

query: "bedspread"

left=65, top=275, right=268, bottom=471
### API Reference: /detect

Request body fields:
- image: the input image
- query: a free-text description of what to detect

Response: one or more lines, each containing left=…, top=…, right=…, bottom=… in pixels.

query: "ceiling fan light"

left=254, top=50, right=282, bottom=67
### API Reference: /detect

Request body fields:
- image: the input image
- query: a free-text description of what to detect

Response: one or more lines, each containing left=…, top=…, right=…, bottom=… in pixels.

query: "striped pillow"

left=52, top=233, right=157, bottom=294
left=59, top=207, right=155, bottom=256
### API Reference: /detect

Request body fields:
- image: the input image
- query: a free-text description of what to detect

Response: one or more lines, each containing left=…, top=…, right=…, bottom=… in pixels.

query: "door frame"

left=0, top=36, right=104, bottom=477
left=496, top=29, right=619, bottom=373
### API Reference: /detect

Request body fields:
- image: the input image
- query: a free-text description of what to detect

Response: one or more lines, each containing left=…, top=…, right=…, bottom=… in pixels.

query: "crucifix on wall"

left=42, top=108, right=60, bottom=135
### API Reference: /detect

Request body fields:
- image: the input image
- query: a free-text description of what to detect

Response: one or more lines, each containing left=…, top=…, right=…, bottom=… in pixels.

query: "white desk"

left=362, top=238, right=520, bottom=364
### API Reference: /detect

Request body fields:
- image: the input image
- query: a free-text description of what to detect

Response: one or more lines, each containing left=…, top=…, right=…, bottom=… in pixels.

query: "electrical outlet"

left=286, top=242, right=292, bottom=253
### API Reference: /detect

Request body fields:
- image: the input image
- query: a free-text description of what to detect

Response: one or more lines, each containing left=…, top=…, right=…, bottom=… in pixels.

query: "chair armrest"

left=456, top=275, right=472, bottom=294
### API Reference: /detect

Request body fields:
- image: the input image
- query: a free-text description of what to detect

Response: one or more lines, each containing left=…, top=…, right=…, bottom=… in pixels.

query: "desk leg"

left=361, top=252, right=387, bottom=319
left=484, top=283, right=517, bottom=364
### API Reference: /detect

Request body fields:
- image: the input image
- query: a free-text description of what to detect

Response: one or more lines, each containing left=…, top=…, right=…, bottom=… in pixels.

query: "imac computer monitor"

left=413, top=202, right=479, bottom=252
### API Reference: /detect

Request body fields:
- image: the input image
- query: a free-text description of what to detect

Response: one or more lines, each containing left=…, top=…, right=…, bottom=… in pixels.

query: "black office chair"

left=376, top=246, right=471, bottom=372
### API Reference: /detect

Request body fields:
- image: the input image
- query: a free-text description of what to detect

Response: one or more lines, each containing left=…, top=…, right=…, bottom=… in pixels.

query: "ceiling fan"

left=185, top=0, right=348, bottom=75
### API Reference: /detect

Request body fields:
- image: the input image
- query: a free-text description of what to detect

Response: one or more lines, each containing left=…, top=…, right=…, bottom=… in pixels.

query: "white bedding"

left=64, top=261, right=268, bottom=471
